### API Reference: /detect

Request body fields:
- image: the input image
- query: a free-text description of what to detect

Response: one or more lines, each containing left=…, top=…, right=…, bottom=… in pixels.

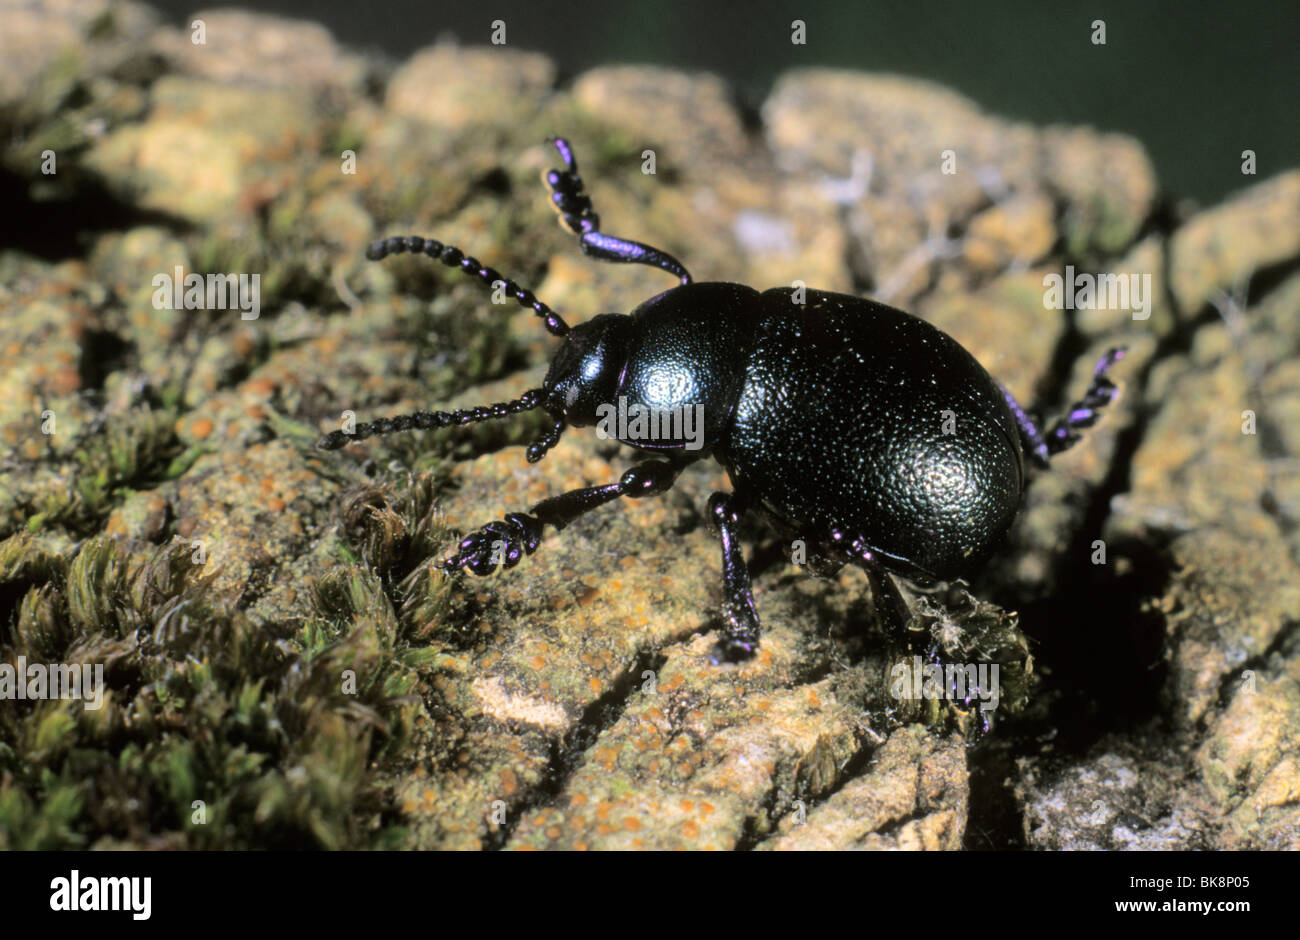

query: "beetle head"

left=543, top=312, right=632, bottom=427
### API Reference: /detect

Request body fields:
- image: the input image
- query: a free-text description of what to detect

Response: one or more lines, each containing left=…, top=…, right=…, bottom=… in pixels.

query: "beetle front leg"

left=441, top=459, right=686, bottom=576
left=707, top=492, right=762, bottom=664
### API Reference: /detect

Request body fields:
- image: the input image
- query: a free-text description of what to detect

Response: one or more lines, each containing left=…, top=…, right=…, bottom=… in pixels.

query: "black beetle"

left=320, top=137, right=1124, bottom=663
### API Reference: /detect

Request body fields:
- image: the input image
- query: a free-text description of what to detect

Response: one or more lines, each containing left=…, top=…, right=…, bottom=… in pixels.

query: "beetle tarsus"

left=1002, top=346, right=1127, bottom=466
left=1043, top=346, right=1127, bottom=460
left=440, top=512, right=544, bottom=575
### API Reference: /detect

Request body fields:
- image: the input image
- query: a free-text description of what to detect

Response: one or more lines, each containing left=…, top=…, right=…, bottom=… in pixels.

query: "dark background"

left=147, top=0, right=1297, bottom=204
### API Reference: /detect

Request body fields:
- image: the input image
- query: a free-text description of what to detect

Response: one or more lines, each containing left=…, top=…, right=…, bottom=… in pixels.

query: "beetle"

left=319, top=137, right=1124, bottom=663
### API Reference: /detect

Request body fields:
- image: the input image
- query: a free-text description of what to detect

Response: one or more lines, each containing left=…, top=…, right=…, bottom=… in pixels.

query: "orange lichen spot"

left=191, top=417, right=214, bottom=440
left=245, top=404, right=267, bottom=420
left=660, top=674, right=685, bottom=692
left=259, top=477, right=275, bottom=495
left=422, top=789, right=436, bottom=803
left=806, top=688, right=821, bottom=707
left=577, top=587, right=599, bottom=607
left=531, top=655, right=546, bottom=670
left=546, top=826, right=562, bottom=840
left=267, top=497, right=286, bottom=512
left=608, top=579, right=624, bottom=593
left=588, top=677, right=602, bottom=696
left=595, top=801, right=613, bottom=821
left=623, top=817, right=641, bottom=832
left=596, top=823, right=614, bottom=836
left=677, top=762, right=693, bottom=778
left=574, top=841, right=589, bottom=851
left=682, top=821, right=699, bottom=838
left=500, top=768, right=518, bottom=796
left=619, top=556, right=637, bottom=569
left=244, top=377, right=276, bottom=396
left=699, top=803, right=716, bottom=817
left=51, top=368, right=82, bottom=394
left=680, top=799, right=694, bottom=812
left=570, top=793, right=588, bottom=808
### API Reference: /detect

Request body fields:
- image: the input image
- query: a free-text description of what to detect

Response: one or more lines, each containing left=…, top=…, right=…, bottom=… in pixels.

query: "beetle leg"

left=707, top=492, right=762, bottom=663
left=441, top=459, right=687, bottom=576
left=998, top=382, right=1051, bottom=468
left=1000, top=346, right=1126, bottom=467
left=1043, top=347, right=1126, bottom=458
left=862, top=564, right=913, bottom=638
left=543, top=137, right=694, bottom=285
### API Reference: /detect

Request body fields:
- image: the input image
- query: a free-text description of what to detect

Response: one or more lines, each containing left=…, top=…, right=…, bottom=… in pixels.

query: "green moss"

left=25, top=407, right=182, bottom=536
left=0, top=522, right=449, bottom=849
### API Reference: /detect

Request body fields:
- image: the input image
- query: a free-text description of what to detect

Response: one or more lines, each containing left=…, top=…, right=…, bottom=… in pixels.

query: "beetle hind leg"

left=1001, top=346, right=1126, bottom=467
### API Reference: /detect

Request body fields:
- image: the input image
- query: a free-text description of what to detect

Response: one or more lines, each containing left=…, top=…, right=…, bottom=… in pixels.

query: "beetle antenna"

left=544, top=137, right=693, bottom=285
left=365, top=235, right=569, bottom=338
left=317, top=389, right=547, bottom=450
